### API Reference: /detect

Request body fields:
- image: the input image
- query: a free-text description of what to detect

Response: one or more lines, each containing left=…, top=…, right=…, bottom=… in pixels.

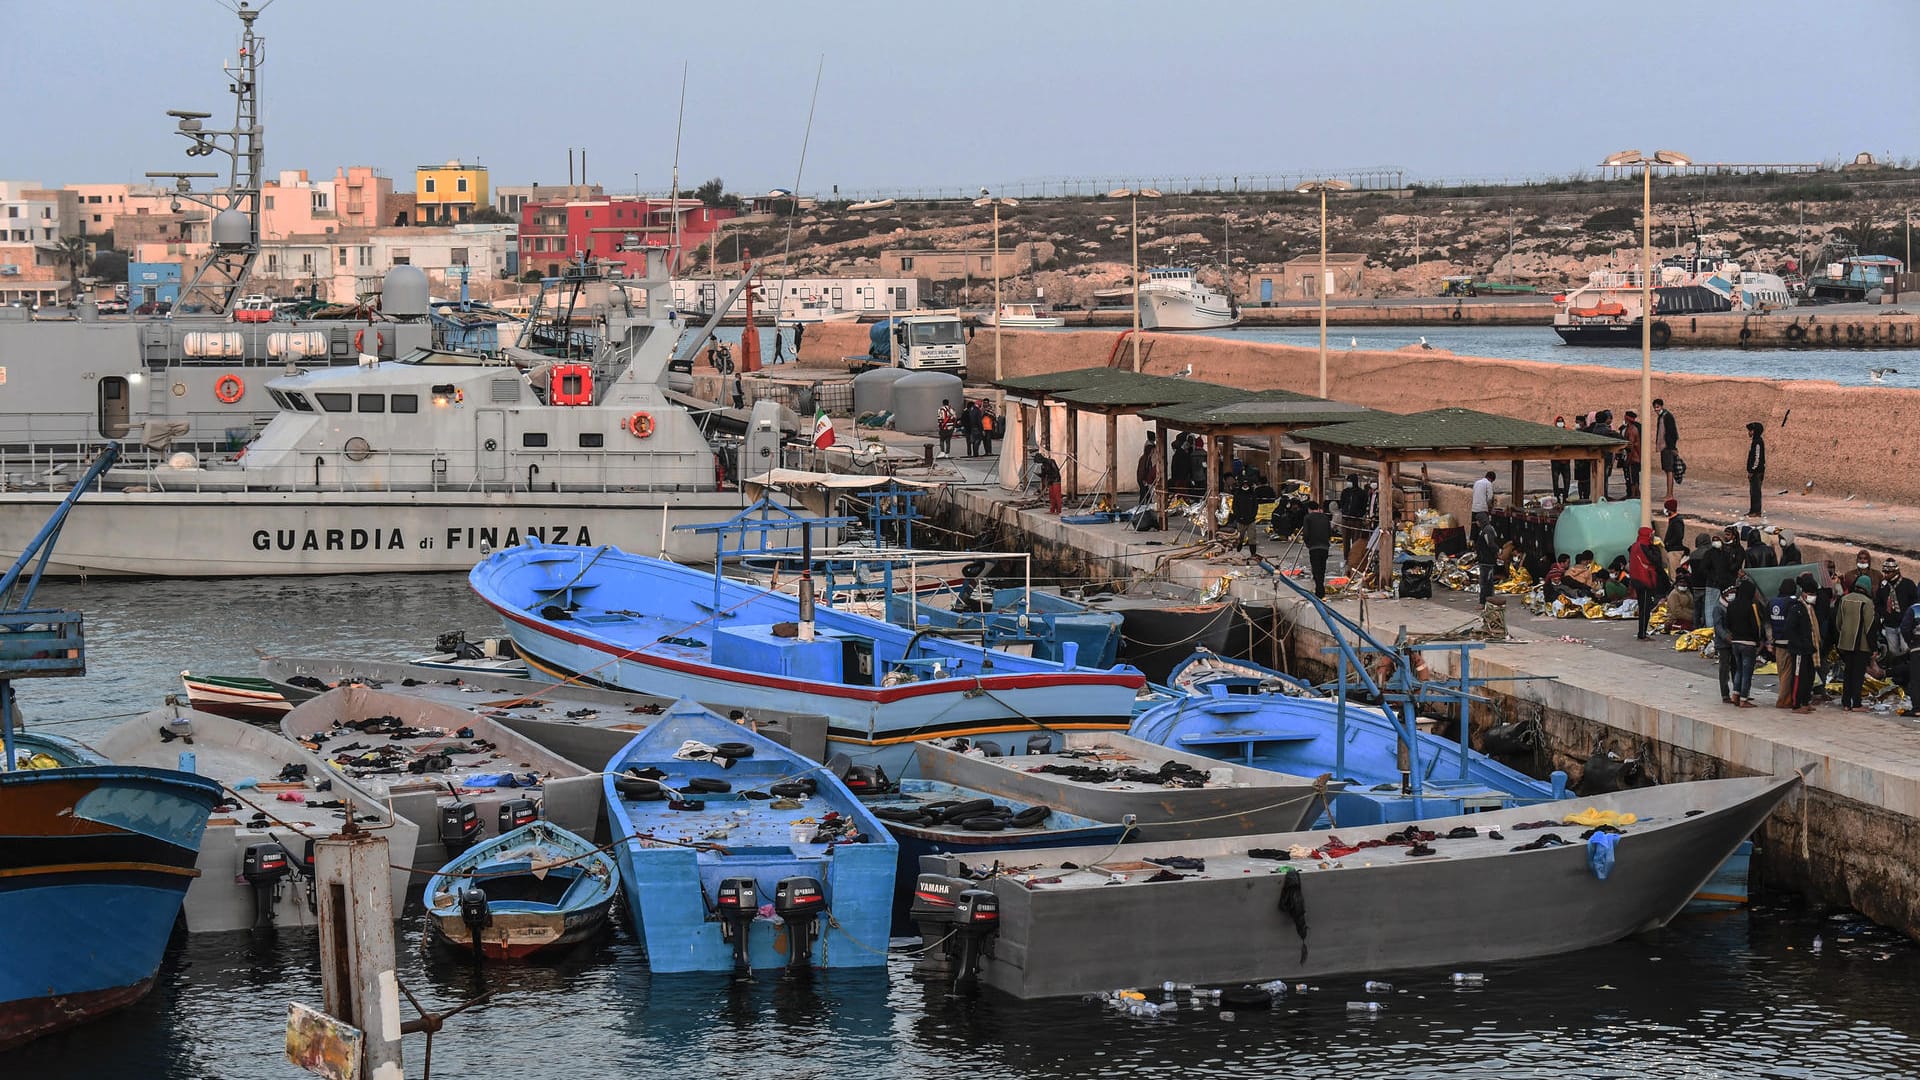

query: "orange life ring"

left=214, top=374, right=244, bottom=403
left=625, top=412, right=655, bottom=439
left=354, top=329, right=385, bottom=353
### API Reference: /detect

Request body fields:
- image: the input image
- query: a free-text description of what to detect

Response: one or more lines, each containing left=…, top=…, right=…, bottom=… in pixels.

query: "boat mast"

left=148, top=1, right=268, bottom=317
left=668, top=62, right=687, bottom=271
left=775, top=56, right=825, bottom=322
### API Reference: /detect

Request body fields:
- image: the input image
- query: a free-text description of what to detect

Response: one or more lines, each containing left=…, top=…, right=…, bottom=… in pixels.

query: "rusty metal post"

left=315, top=824, right=404, bottom=1080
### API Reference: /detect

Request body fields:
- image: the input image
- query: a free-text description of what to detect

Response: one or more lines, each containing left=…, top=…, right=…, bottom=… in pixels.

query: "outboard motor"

left=458, top=886, right=491, bottom=966
left=241, top=842, right=291, bottom=927
left=1026, top=734, right=1052, bottom=756
left=715, top=876, right=759, bottom=971
left=841, top=763, right=890, bottom=797
left=440, top=801, right=481, bottom=854
left=497, top=798, right=539, bottom=834
left=949, top=888, right=1001, bottom=993
left=773, top=876, right=825, bottom=973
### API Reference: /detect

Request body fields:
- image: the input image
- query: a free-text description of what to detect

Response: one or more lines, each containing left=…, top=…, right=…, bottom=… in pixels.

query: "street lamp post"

left=972, top=191, right=1019, bottom=382
left=1296, top=179, right=1353, bottom=399
left=1106, top=187, right=1161, bottom=371
left=1601, top=149, right=1691, bottom=530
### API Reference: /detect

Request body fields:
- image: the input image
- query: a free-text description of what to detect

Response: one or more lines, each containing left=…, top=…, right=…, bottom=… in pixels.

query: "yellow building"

left=414, top=160, right=488, bottom=224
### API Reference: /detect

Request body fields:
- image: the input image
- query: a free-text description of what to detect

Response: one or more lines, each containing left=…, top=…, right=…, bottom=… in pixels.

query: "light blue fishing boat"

left=424, top=821, right=619, bottom=961
left=603, top=699, right=897, bottom=973
left=471, top=537, right=1148, bottom=777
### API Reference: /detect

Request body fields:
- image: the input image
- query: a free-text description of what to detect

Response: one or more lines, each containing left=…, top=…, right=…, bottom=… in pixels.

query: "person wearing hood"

left=1835, top=574, right=1878, bottom=711
left=1626, top=525, right=1668, bottom=641
left=1662, top=498, right=1686, bottom=558
left=1722, top=577, right=1767, bottom=707
left=1619, top=409, right=1643, bottom=500
left=1770, top=579, right=1800, bottom=709
left=1744, top=421, right=1767, bottom=518
left=1699, top=527, right=1739, bottom=631
left=1743, top=526, right=1776, bottom=570
left=1776, top=529, right=1802, bottom=566
left=1788, top=573, right=1823, bottom=713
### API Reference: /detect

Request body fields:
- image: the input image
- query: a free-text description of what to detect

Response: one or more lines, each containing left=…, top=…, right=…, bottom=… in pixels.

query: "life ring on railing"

left=625, top=412, right=655, bottom=439
left=354, top=329, right=385, bottom=353
left=214, top=374, right=244, bottom=403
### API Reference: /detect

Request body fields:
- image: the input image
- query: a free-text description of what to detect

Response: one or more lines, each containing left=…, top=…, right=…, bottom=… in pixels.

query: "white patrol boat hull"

left=0, top=489, right=746, bottom=576
left=1139, top=290, right=1240, bottom=331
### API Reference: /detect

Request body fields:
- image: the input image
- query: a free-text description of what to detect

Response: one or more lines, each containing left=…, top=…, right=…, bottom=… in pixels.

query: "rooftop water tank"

left=892, top=371, right=964, bottom=437
left=382, top=265, right=430, bottom=318
left=852, top=365, right=910, bottom=417
left=211, top=209, right=252, bottom=249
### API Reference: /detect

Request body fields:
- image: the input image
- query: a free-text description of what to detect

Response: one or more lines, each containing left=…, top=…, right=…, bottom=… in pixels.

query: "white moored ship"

left=1137, top=267, right=1240, bottom=331
left=0, top=255, right=774, bottom=576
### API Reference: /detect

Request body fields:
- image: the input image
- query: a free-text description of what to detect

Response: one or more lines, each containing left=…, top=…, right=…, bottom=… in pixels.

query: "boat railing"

left=105, top=445, right=722, bottom=496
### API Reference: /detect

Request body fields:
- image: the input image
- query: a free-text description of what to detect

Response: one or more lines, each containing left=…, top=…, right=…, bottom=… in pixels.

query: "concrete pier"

left=929, top=475, right=1920, bottom=937
left=1657, top=301, right=1920, bottom=349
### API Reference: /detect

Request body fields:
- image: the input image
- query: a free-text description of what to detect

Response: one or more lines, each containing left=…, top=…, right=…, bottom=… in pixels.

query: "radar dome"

left=382, top=265, right=430, bottom=317
left=211, top=209, right=252, bottom=249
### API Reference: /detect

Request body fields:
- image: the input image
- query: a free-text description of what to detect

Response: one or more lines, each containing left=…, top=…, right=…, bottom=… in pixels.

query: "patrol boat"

left=0, top=254, right=765, bottom=576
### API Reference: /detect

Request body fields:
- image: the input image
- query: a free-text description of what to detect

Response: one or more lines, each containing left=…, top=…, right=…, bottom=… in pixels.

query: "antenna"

left=161, top=1, right=269, bottom=316
left=668, top=62, right=687, bottom=269
left=776, top=56, right=826, bottom=319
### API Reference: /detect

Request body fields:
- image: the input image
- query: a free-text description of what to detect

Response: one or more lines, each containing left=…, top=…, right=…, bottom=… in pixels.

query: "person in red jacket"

left=1626, top=526, right=1668, bottom=641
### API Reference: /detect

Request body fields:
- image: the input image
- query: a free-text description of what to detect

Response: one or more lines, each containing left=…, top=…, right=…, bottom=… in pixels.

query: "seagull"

left=1349, top=336, right=1358, bottom=348
left=1418, top=336, right=1434, bottom=350
left=1869, top=367, right=1900, bottom=383
left=1172, top=363, right=1193, bottom=378
left=1803, top=480, right=1815, bottom=494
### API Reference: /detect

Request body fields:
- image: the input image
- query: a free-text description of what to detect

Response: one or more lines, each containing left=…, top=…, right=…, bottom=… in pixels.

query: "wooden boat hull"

left=605, top=700, right=897, bottom=972
left=423, top=822, right=619, bottom=961
left=180, top=671, right=296, bottom=724
left=923, top=773, right=1799, bottom=999
left=0, top=766, right=222, bottom=1049
left=916, top=732, right=1330, bottom=841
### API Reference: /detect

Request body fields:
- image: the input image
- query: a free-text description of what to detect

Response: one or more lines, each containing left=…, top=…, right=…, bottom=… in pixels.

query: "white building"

left=255, top=224, right=517, bottom=304
left=0, top=181, right=68, bottom=245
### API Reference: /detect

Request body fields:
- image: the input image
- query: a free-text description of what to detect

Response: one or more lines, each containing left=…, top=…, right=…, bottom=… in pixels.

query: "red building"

left=518, top=197, right=735, bottom=279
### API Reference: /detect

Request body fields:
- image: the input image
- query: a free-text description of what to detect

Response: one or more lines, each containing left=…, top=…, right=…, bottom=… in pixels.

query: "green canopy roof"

left=1293, top=407, right=1624, bottom=455
left=1144, top=390, right=1387, bottom=429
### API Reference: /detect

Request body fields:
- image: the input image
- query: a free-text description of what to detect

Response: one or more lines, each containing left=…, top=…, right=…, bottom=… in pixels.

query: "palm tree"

left=55, top=235, right=91, bottom=297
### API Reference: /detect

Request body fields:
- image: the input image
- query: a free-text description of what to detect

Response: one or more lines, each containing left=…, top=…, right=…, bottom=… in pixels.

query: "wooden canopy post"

left=1265, top=429, right=1283, bottom=492
left=1510, top=458, right=1525, bottom=508
left=1155, top=418, right=1170, bottom=524
left=1065, top=405, right=1080, bottom=499
left=1203, top=434, right=1220, bottom=536
left=1312, top=449, right=1327, bottom=506
left=1105, top=412, right=1119, bottom=508
left=1376, top=456, right=1395, bottom=591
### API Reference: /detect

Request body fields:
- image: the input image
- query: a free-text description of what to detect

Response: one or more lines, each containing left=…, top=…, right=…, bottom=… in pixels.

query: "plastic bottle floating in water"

left=1363, top=980, right=1393, bottom=993
left=1347, top=1001, right=1385, bottom=1014
left=1451, top=972, right=1487, bottom=986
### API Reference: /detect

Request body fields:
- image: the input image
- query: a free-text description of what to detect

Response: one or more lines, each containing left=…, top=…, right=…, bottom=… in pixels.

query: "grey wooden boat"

left=915, top=732, right=1335, bottom=841
left=913, top=771, right=1801, bottom=999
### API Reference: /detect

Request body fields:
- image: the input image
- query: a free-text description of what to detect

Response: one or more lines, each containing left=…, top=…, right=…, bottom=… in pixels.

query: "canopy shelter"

left=994, top=367, right=1239, bottom=507
left=1141, top=392, right=1388, bottom=534
left=1291, top=407, right=1623, bottom=588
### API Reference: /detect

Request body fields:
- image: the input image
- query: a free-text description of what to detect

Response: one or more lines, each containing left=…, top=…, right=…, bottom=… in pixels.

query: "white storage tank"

left=852, top=366, right=910, bottom=417
left=891, top=371, right=964, bottom=437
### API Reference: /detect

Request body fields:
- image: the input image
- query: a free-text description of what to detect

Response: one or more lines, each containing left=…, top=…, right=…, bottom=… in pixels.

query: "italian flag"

left=812, top=407, right=836, bottom=449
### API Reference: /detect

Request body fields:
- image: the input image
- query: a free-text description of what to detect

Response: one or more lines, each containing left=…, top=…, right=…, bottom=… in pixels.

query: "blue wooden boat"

left=885, top=586, right=1123, bottom=668
left=424, top=821, right=619, bottom=960
left=603, top=699, right=897, bottom=973
left=472, top=542, right=1148, bottom=777
left=1130, top=688, right=1564, bottom=824
left=0, top=763, right=224, bottom=1049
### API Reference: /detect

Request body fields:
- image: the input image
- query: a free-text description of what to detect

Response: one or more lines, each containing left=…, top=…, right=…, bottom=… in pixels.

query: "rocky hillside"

left=695, top=168, right=1918, bottom=305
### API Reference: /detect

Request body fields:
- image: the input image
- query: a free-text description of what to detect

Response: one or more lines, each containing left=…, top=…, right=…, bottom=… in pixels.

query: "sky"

left=8, top=0, right=1916, bottom=198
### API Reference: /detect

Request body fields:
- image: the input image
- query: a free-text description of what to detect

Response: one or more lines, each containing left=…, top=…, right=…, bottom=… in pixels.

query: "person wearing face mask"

left=1549, top=416, right=1572, bottom=502
left=1776, top=528, right=1802, bottom=566
left=1876, top=558, right=1918, bottom=634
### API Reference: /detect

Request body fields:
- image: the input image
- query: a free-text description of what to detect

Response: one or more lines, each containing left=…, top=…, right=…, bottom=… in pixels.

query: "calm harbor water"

left=12, top=573, right=1920, bottom=1078
left=1186, top=325, right=1914, bottom=388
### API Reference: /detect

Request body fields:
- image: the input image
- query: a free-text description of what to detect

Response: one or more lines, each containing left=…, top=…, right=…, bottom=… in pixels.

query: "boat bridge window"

left=315, top=392, right=352, bottom=413
left=392, top=394, right=419, bottom=413
left=579, top=432, right=604, bottom=448
left=285, top=391, right=314, bottom=412
left=522, top=432, right=548, bottom=447
left=357, top=393, right=385, bottom=413
left=269, top=389, right=291, bottom=409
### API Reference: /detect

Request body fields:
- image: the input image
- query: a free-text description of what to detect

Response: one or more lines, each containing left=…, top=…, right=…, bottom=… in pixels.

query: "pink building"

left=333, top=166, right=392, bottom=228
left=518, top=196, right=734, bottom=279
left=63, top=183, right=171, bottom=238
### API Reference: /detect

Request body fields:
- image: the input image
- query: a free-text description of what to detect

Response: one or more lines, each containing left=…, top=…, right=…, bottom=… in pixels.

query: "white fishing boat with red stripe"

left=469, top=542, right=1149, bottom=775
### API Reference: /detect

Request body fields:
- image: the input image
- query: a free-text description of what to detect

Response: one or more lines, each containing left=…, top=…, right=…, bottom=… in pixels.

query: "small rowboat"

left=424, top=821, right=619, bottom=960
left=180, top=671, right=302, bottom=724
